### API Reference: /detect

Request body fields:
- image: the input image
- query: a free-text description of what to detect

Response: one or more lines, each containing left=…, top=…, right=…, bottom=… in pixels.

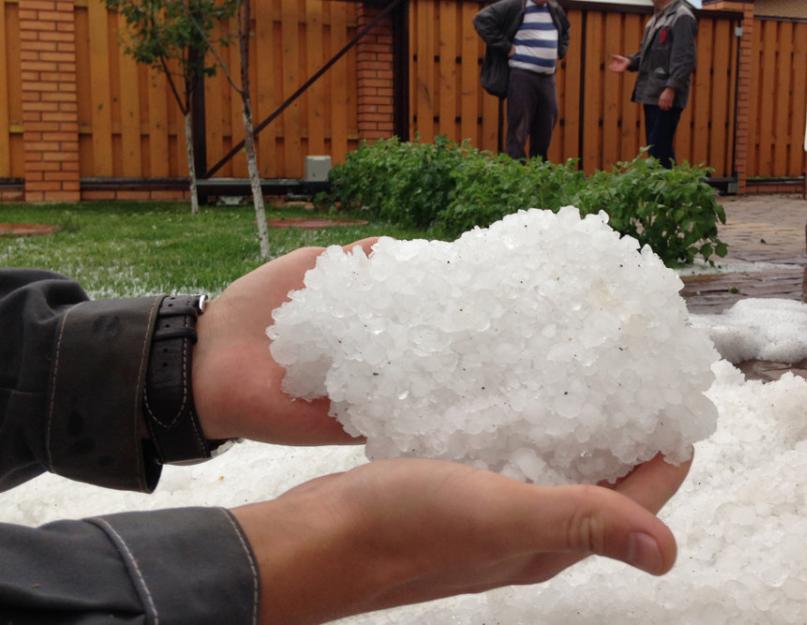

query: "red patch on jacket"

left=658, top=26, right=669, bottom=45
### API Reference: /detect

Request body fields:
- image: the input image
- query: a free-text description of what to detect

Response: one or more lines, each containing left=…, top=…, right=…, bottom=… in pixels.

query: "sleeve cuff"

left=47, top=296, right=164, bottom=492
left=89, top=508, right=259, bottom=625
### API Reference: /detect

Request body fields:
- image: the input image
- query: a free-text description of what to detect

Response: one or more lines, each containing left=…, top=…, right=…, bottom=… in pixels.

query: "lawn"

left=0, top=201, right=429, bottom=298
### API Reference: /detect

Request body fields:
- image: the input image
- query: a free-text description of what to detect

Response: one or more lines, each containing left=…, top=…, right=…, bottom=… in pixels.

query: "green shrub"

left=329, top=136, right=470, bottom=228
left=437, top=155, right=584, bottom=237
left=327, top=137, right=727, bottom=266
left=574, top=156, right=727, bottom=266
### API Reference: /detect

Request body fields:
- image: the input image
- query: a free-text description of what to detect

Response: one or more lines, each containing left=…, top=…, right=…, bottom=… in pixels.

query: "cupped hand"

left=233, top=453, right=692, bottom=625
left=192, top=238, right=377, bottom=445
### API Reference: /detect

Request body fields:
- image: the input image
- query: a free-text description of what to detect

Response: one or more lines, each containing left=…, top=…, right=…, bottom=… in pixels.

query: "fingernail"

left=627, top=532, right=664, bottom=574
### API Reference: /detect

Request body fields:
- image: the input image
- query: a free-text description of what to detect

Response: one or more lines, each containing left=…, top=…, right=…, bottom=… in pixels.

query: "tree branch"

left=188, top=12, right=243, bottom=96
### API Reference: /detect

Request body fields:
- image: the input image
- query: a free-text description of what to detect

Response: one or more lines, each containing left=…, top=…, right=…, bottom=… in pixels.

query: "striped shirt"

left=508, top=2, right=558, bottom=75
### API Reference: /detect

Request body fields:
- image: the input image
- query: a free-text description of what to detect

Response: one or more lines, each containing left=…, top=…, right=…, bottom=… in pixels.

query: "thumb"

left=508, top=483, right=678, bottom=576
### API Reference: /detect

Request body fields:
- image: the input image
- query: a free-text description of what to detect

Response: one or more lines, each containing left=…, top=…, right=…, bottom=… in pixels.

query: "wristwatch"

left=143, top=294, right=227, bottom=464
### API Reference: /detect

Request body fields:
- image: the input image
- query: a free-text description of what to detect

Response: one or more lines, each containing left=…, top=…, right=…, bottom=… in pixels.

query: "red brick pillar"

left=19, top=0, right=80, bottom=202
left=356, top=4, right=396, bottom=141
left=733, top=3, right=755, bottom=194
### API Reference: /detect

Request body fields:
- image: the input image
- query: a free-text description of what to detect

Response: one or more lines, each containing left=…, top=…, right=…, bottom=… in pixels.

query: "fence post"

left=732, top=3, right=755, bottom=194
left=19, top=0, right=80, bottom=202
left=356, top=2, right=396, bottom=141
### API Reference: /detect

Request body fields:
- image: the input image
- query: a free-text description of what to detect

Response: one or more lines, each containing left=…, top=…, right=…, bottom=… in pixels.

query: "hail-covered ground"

left=5, top=208, right=807, bottom=624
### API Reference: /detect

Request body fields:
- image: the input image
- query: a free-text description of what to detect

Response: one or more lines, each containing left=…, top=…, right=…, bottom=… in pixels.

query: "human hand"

left=233, top=453, right=691, bottom=625
left=192, top=239, right=377, bottom=445
left=509, top=45, right=516, bottom=58
left=609, top=54, right=631, bottom=72
left=658, top=87, right=675, bottom=111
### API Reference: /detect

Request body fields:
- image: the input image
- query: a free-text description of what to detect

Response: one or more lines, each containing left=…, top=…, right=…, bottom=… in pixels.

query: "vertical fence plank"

left=620, top=12, right=643, bottom=161
left=281, top=0, right=303, bottom=176
left=562, top=8, right=582, bottom=162
left=330, top=1, right=349, bottom=164
left=582, top=11, right=603, bottom=173
left=438, top=0, right=458, bottom=140
left=306, top=0, right=326, bottom=155
left=788, top=23, right=807, bottom=177
left=602, top=11, right=622, bottom=168
left=725, top=21, right=738, bottom=176
left=709, top=18, right=730, bottom=176
left=255, top=0, right=278, bottom=177
left=117, top=15, right=142, bottom=177
left=459, top=1, right=478, bottom=144
left=415, top=0, right=435, bottom=142
left=0, top=0, right=10, bottom=177
left=148, top=68, right=169, bottom=177
left=691, top=18, right=713, bottom=166
left=757, top=20, right=777, bottom=176
left=773, top=20, right=792, bottom=177
left=88, top=0, right=113, bottom=176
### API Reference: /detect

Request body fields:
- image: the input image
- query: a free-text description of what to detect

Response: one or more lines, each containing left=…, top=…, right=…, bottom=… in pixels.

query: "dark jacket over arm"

left=474, top=0, right=570, bottom=98
left=0, top=270, right=258, bottom=625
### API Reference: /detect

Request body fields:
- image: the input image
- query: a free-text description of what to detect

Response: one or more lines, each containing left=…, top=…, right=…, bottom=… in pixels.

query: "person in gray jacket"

left=474, top=0, right=570, bottom=162
left=0, top=244, right=689, bottom=624
left=609, top=0, right=697, bottom=168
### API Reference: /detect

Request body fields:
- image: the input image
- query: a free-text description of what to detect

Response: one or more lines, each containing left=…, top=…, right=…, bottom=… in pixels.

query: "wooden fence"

left=0, top=0, right=23, bottom=179
left=409, top=1, right=743, bottom=177
left=1, top=0, right=806, bottom=187
left=748, top=16, right=807, bottom=179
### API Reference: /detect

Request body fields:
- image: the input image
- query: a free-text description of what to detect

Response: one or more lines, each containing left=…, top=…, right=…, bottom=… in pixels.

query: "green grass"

left=0, top=201, right=429, bottom=298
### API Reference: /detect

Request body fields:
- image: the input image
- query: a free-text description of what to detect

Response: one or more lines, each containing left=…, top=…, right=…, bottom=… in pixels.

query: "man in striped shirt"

left=475, top=0, right=570, bottom=162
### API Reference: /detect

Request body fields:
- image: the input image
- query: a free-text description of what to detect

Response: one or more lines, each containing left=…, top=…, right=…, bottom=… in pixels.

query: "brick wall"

left=732, top=2, right=755, bottom=194
left=355, top=4, right=395, bottom=141
left=18, top=0, right=80, bottom=202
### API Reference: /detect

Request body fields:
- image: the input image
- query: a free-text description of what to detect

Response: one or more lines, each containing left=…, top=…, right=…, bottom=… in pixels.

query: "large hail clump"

left=268, top=207, right=719, bottom=484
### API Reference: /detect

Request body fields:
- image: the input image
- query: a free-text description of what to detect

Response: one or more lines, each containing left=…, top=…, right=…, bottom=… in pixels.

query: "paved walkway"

left=680, top=194, right=807, bottom=381
left=681, top=195, right=807, bottom=314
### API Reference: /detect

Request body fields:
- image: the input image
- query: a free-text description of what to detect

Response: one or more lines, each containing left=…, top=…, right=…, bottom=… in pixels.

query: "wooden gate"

left=73, top=0, right=360, bottom=181
left=408, top=0, right=742, bottom=177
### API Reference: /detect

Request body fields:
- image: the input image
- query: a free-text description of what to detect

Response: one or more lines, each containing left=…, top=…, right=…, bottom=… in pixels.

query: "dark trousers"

left=505, top=68, right=558, bottom=162
left=644, top=104, right=683, bottom=169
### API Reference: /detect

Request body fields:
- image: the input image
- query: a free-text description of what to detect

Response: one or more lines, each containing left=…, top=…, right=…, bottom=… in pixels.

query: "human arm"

left=234, top=453, right=691, bottom=625
left=609, top=54, right=633, bottom=73
left=473, top=2, right=512, bottom=54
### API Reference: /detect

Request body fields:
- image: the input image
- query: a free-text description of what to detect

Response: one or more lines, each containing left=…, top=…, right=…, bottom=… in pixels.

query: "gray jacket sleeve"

left=0, top=270, right=260, bottom=625
left=473, top=3, right=512, bottom=54
left=666, top=14, right=697, bottom=91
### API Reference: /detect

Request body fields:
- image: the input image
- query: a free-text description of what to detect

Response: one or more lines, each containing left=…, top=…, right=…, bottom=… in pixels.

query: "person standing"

left=474, top=0, right=570, bottom=162
left=609, top=0, right=697, bottom=169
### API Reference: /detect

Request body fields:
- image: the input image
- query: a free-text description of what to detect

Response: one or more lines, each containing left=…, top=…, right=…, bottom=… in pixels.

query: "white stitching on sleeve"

left=220, top=509, right=259, bottom=625
left=45, top=302, right=83, bottom=470
left=94, top=517, right=160, bottom=625
left=134, top=297, right=161, bottom=490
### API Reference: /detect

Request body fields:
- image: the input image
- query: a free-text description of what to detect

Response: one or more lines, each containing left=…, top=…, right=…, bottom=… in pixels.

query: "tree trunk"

left=238, top=0, right=270, bottom=260
left=242, top=99, right=270, bottom=260
left=184, top=111, right=200, bottom=215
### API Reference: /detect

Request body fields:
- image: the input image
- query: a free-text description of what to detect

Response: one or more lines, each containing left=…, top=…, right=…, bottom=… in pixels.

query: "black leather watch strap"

left=143, top=295, right=219, bottom=464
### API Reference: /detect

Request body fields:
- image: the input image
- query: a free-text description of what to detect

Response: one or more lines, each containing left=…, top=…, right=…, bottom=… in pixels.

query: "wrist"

left=232, top=485, right=386, bottom=625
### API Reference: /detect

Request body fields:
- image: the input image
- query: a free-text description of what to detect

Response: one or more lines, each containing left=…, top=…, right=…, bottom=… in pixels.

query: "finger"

left=343, top=237, right=380, bottom=256
left=499, top=482, right=678, bottom=576
left=614, top=452, right=692, bottom=514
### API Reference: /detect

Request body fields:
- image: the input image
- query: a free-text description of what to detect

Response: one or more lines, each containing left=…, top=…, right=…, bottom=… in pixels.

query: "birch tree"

left=107, top=0, right=237, bottom=214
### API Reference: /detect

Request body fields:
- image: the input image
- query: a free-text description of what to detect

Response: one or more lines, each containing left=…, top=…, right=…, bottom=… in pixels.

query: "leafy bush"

left=327, top=137, right=727, bottom=266
left=574, top=157, right=727, bottom=266
left=329, top=136, right=469, bottom=228
left=437, top=155, right=583, bottom=236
